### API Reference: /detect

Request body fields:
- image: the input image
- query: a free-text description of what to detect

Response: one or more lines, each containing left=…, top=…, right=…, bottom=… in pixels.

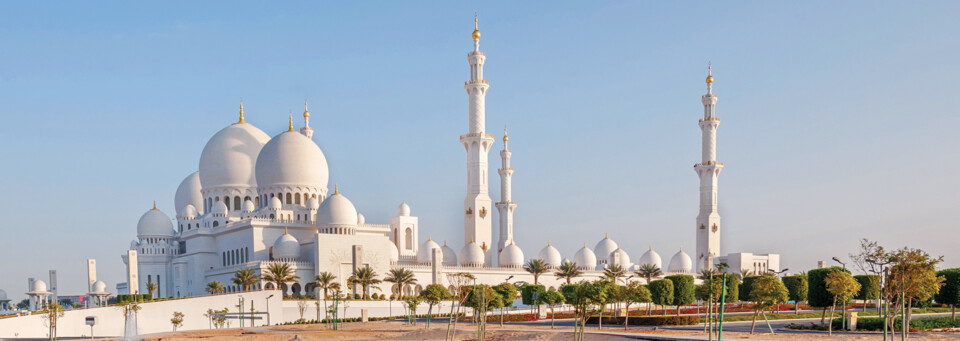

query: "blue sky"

left=1, top=1, right=958, bottom=301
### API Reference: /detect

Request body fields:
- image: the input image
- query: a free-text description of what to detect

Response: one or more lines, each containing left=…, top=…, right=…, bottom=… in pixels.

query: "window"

left=225, top=196, right=231, bottom=211
left=405, top=228, right=413, bottom=250
left=286, top=193, right=292, bottom=204
left=212, top=221, right=219, bottom=227
left=295, top=193, right=301, bottom=205
left=234, top=197, right=241, bottom=211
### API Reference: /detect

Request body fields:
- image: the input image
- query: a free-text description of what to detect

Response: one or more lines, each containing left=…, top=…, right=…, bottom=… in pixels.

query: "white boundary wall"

left=0, top=290, right=282, bottom=339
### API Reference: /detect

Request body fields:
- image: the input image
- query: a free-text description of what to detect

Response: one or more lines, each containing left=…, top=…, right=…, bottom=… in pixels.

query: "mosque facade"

left=121, top=19, right=776, bottom=299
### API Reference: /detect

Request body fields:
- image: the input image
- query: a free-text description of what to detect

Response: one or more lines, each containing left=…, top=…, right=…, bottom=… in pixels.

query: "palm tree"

left=740, top=268, right=753, bottom=279
left=523, top=259, right=549, bottom=285
left=206, top=281, right=225, bottom=295
left=384, top=267, right=417, bottom=299
left=146, top=282, right=158, bottom=299
left=635, top=263, right=663, bottom=284
left=232, top=269, right=259, bottom=291
left=603, top=264, right=626, bottom=284
left=554, top=261, right=583, bottom=285
left=262, top=262, right=299, bottom=296
left=347, top=265, right=382, bottom=299
left=313, top=272, right=337, bottom=299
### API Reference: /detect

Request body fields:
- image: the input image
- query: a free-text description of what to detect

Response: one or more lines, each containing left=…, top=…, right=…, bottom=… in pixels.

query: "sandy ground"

left=134, top=320, right=959, bottom=341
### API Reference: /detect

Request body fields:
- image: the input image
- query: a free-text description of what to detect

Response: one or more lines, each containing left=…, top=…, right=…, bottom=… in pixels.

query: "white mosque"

left=119, top=18, right=778, bottom=299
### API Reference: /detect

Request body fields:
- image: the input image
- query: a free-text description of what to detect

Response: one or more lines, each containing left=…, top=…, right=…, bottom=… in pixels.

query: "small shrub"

left=585, top=315, right=700, bottom=326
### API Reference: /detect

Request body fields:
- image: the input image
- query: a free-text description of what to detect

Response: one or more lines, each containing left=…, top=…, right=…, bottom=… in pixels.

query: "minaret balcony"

left=698, top=117, right=721, bottom=122
left=460, top=132, right=495, bottom=140
left=694, top=161, right=724, bottom=167
left=465, top=80, right=489, bottom=85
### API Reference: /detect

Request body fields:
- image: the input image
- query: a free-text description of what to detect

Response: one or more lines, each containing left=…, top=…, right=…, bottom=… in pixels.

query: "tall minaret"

left=300, top=100, right=314, bottom=138
left=461, top=15, right=495, bottom=252
left=496, top=127, right=517, bottom=256
left=695, top=64, right=723, bottom=272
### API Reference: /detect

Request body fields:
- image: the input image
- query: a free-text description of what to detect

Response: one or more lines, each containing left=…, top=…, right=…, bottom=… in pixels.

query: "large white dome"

left=668, top=248, right=692, bottom=273
left=255, top=130, right=329, bottom=191
left=638, top=246, right=663, bottom=270
left=460, top=240, right=485, bottom=267
left=417, top=238, right=442, bottom=264
left=273, top=231, right=301, bottom=261
left=499, top=242, right=525, bottom=268
left=175, top=171, right=203, bottom=216
left=594, top=234, right=618, bottom=264
left=137, top=206, right=175, bottom=237
left=610, top=247, right=632, bottom=269
left=387, top=241, right=399, bottom=263
left=537, top=242, right=562, bottom=268
left=316, top=190, right=358, bottom=226
left=573, top=244, right=597, bottom=270
left=198, top=121, right=270, bottom=191
left=441, top=241, right=458, bottom=266
left=30, top=280, right=49, bottom=294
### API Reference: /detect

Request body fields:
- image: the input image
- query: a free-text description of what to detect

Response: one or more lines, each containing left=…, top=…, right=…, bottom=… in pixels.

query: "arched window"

left=286, top=193, right=292, bottom=204
left=222, top=252, right=226, bottom=266
left=269, top=214, right=275, bottom=219
left=225, top=196, right=231, bottom=211
left=246, top=247, right=250, bottom=261
left=212, top=221, right=219, bottom=227
left=405, top=228, right=413, bottom=250
left=295, top=193, right=301, bottom=205
left=269, top=246, right=274, bottom=261
left=234, top=197, right=241, bottom=211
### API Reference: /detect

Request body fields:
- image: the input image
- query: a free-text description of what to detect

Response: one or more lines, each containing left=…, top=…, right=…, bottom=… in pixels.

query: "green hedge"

left=586, top=315, right=699, bottom=326
left=839, top=316, right=960, bottom=331
left=520, top=284, right=546, bottom=306
left=115, top=294, right=152, bottom=304
left=723, top=274, right=740, bottom=303
left=782, top=274, right=808, bottom=303
left=665, top=275, right=696, bottom=306
left=740, top=276, right=758, bottom=303
left=936, top=268, right=960, bottom=307
left=853, top=275, right=880, bottom=300
left=807, top=267, right=848, bottom=308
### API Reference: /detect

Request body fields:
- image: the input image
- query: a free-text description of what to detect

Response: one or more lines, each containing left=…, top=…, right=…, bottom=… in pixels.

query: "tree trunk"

left=829, top=296, right=837, bottom=336
left=599, top=308, right=603, bottom=330
left=906, top=298, right=913, bottom=337
left=820, top=307, right=827, bottom=325
left=953, top=304, right=956, bottom=321
left=677, top=304, right=681, bottom=316
left=750, top=310, right=758, bottom=334
left=551, top=306, right=555, bottom=328
left=795, top=301, right=799, bottom=315
left=624, top=303, right=630, bottom=330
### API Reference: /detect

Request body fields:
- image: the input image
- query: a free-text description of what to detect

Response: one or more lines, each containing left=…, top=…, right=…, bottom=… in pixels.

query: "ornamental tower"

left=461, top=15, right=495, bottom=252
left=300, top=100, right=314, bottom=139
left=694, top=64, right=723, bottom=272
left=496, top=127, right=517, bottom=256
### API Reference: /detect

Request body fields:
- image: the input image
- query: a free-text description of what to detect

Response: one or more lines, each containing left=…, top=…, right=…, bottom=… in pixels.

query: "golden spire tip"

left=152, top=201, right=157, bottom=210
left=238, top=99, right=245, bottom=124
left=303, top=100, right=310, bottom=118
left=472, top=13, right=481, bottom=40
left=284, top=227, right=288, bottom=235
left=333, top=184, right=339, bottom=195
left=288, top=113, right=294, bottom=132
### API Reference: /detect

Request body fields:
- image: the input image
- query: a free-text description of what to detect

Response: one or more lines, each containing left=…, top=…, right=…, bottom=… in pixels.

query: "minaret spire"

left=461, top=15, right=494, bottom=258
left=300, top=100, right=314, bottom=138
left=237, top=99, right=246, bottom=124
left=496, top=125, right=517, bottom=256
left=694, top=63, right=722, bottom=272
left=288, top=112, right=294, bottom=132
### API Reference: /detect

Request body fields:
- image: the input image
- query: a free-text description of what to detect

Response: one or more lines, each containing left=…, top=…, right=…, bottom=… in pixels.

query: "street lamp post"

left=265, top=294, right=274, bottom=326
left=867, top=258, right=891, bottom=341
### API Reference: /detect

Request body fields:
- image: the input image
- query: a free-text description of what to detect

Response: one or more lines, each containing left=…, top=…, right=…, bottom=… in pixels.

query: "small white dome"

left=31, top=280, right=48, bottom=293
left=273, top=231, right=301, bottom=260
left=537, top=242, right=562, bottom=268
left=638, top=246, right=663, bottom=270
left=610, top=247, right=633, bottom=269
left=211, top=201, right=228, bottom=216
left=499, top=242, right=525, bottom=268
left=306, top=197, right=320, bottom=209
left=0, top=289, right=7, bottom=300
left=441, top=242, right=458, bottom=266
left=573, top=244, right=597, bottom=270
left=137, top=206, right=175, bottom=237
left=175, top=171, right=204, bottom=216
left=357, top=213, right=366, bottom=225
left=386, top=241, right=399, bottom=263
left=268, top=196, right=283, bottom=210
left=241, top=199, right=256, bottom=213
left=198, top=121, right=270, bottom=192
left=129, top=240, right=139, bottom=250
left=316, top=191, right=358, bottom=226
left=594, top=234, right=618, bottom=264
left=255, top=131, right=329, bottom=191
left=668, top=248, right=693, bottom=273
left=398, top=202, right=410, bottom=216
left=417, top=238, right=442, bottom=264
left=92, top=281, right=107, bottom=294
left=181, top=204, right=198, bottom=219
left=460, top=240, right=486, bottom=267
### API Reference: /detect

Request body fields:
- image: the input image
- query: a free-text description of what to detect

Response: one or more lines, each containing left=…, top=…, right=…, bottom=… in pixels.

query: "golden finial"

left=510, top=240, right=515, bottom=246
left=503, top=126, right=508, bottom=143
left=583, top=242, right=587, bottom=248
left=547, top=240, right=551, bottom=247
left=443, top=241, right=447, bottom=247
left=152, top=201, right=157, bottom=210
left=605, top=232, right=608, bottom=239
left=238, top=99, right=246, bottom=124
left=470, top=236, right=475, bottom=244
left=303, top=100, right=310, bottom=118
left=333, top=184, right=339, bottom=195
left=472, top=13, right=481, bottom=40
left=288, top=112, right=294, bottom=132
left=706, top=62, right=714, bottom=84
left=428, top=235, right=432, bottom=241
left=284, top=227, right=288, bottom=235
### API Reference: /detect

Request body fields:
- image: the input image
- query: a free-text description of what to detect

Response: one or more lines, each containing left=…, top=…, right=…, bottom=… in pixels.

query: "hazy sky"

left=1, top=1, right=958, bottom=301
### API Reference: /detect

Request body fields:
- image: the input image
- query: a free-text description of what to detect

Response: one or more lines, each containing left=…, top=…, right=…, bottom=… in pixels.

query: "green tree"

left=419, top=284, right=452, bottom=328
left=560, top=283, right=592, bottom=341
left=523, top=259, right=549, bottom=285
left=825, top=271, right=861, bottom=335
left=170, top=311, right=184, bottom=331
left=621, top=281, right=651, bottom=329
left=491, top=282, right=518, bottom=326
left=347, top=265, right=381, bottom=299
left=748, top=275, right=789, bottom=334
left=146, top=282, right=158, bottom=299
left=724, top=273, right=741, bottom=304
left=935, top=268, right=960, bottom=320
left=262, top=262, right=299, bottom=296
left=807, top=266, right=848, bottom=324
left=740, top=276, right=759, bottom=306
left=520, top=284, right=546, bottom=306
left=41, top=302, right=65, bottom=340
left=206, top=280, right=225, bottom=294
left=635, top=263, right=662, bottom=284
left=853, top=274, right=880, bottom=312
left=648, top=279, right=674, bottom=316
left=232, top=268, right=259, bottom=291
left=782, top=274, right=808, bottom=315
left=665, top=274, right=695, bottom=315
left=884, top=247, right=945, bottom=335
left=538, top=288, right=566, bottom=328
left=555, top=261, right=582, bottom=284
left=384, top=267, right=417, bottom=299
left=588, top=280, right=614, bottom=330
